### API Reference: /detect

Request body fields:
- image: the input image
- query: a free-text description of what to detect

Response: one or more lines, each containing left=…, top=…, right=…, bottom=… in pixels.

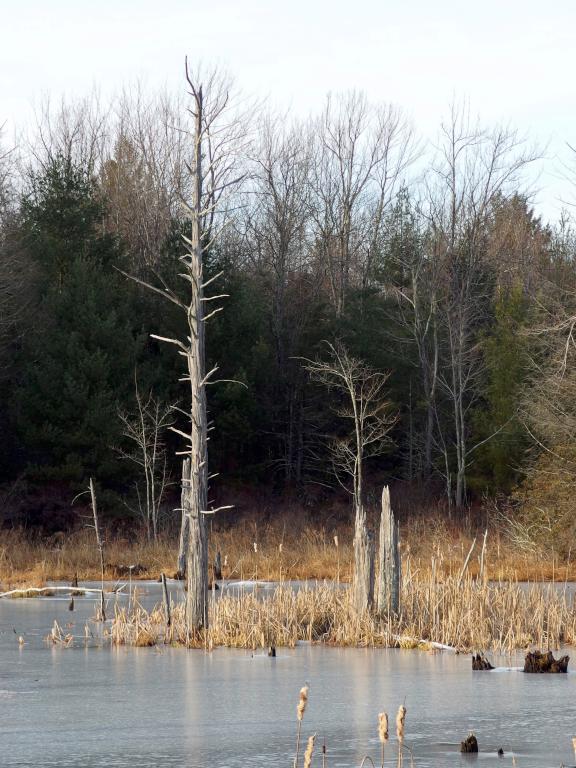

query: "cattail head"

left=297, top=685, right=309, bottom=721
left=378, top=712, right=389, bottom=744
left=572, top=737, right=576, bottom=758
left=304, top=734, right=316, bottom=768
left=396, top=705, right=406, bottom=742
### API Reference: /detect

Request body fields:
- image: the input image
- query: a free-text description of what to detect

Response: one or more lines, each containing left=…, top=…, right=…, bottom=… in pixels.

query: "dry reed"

left=109, top=571, right=576, bottom=651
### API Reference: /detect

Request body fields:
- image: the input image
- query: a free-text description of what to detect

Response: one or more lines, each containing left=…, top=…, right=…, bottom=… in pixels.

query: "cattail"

left=334, top=535, right=339, bottom=548
left=297, top=685, right=309, bottom=721
left=572, top=738, right=576, bottom=760
left=304, top=734, right=316, bottom=768
left=396, top=705, right=406, bottom=768
left=294, top=685, right=310, bottom=768
left=379, top=712, right=389, bottom=768
left=396, top=705, right=406, bottom=742
left=379, top=712, right=389, bottom=743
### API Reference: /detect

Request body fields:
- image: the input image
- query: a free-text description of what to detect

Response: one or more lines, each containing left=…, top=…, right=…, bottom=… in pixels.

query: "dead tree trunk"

left=117, top=66, right=241, bottom=636
left=183, top=82, right=209, bottom=634
left=177, top=458, right=191, bottom=578
left=304, top=344, right=395, bottom=615
left=89, top=478, right=106, bottom=621
left=376, top=486, right=401, bottom=617
left=213, top=550, right=222, bottom=581
left=352, top=506, right=374, bottom=613
left=161, top=572, right=171, bottom=629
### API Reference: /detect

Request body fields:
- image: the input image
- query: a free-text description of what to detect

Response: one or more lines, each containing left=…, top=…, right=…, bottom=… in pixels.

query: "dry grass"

left=109, top=569, right=576, bottom=652
left=0, top=529, right=176, bottom=587
left=2, top=507, right=576, bottom=588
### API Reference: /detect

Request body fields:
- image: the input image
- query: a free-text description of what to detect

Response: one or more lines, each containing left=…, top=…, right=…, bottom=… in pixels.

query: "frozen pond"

left=1, top=582, right=575, bottom=768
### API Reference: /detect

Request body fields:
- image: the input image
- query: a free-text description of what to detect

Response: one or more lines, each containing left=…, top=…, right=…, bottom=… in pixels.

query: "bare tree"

left=119, top=63, right=246, bottom=634
left=27, top=90, right=111, bottom=175
left=385, top=191, right=441, bottom=480
left=243, top=115, right=318, bottom=483
left=513, top=223, right=576, bottom=551
left=101, top=85, right=192, bottom=272
left=305, top=342, right=396, bottom=613
left=427, top=103, right=538, bottom=507
left=310, top=92, right=415, bottom=315
left=117, top=377, right=174, bottom=541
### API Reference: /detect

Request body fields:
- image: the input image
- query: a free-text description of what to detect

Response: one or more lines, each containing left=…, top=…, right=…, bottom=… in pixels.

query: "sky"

left=1, top=0, right=575, bottom=223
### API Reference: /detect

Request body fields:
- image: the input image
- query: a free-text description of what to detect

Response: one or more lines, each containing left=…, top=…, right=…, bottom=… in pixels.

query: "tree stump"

left=472, top=653, right=494, bottom=670
left=352, top=510, right=374, bottom=613
left=523, top=650, right=569, bottom=673
left=213, top=550, right=222, bottom=581
left=376, top=486, right=401, bottom=617
left=461, top=734, right=479, bottom=753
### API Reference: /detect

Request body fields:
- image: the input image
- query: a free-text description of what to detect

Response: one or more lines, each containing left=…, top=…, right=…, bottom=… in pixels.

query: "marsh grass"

left=110, top=571, right=576, bottom=652
left=2, top=511, right=575, bottom=587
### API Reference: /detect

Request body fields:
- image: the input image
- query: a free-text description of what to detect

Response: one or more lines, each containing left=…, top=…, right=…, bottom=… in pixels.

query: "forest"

left=1, top=82, right=575, bottom=556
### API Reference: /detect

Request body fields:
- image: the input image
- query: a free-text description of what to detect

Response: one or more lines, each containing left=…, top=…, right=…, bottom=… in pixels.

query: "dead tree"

left=88, top=478, right=106, bottom=621
left=177, top=457, right=191, bottom=578
left=117, top=375, right=173, bottom=541
left=523, top=650, right=569, bottom=673
left=429, top=103, right=538, bottom=507
left=310, top=93, right=415, bottom=316
left=376, top=485, right=400, bottom=617
left=118, top=63, right=244, bottom=634
left=305, top=342, right=396, bottom=614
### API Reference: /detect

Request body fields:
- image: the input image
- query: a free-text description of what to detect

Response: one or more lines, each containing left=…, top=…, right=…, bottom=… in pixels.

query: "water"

left=1, top=583, right=575, bottom=768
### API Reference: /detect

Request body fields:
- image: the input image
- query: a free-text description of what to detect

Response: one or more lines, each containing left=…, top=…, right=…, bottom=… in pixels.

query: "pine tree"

left=15, top=155, right=143, bottom=490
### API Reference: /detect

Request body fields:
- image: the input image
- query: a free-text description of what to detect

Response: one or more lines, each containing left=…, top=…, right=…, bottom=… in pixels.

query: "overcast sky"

left=1, top=0, right=575, bottom=222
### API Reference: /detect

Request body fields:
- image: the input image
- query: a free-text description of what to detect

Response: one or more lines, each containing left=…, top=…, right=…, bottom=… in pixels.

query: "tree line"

left=1, top=81, right=575, bottom=548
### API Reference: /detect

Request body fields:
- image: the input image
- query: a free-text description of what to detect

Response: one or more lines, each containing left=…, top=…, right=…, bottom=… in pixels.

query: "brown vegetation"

left=109, top=573, right=576, bottom=652
left=2, top=505, right=576, bottom=588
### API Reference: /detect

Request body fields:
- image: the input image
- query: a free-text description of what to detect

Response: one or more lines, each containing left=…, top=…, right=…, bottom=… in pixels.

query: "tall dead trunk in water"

left=352, top=506, right=374, bottom=613
left=376, top=485, right=400, bottom=617
left=182, top=81, right=209, bottom=631
left=304, top=343, right=396, bottom=615
left=354, top=524, right=375, bottom=613
left=117, top=65, right=244, bottom=635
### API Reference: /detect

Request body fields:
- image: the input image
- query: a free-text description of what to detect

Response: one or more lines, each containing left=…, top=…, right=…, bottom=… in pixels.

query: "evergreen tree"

left=14, top=156, right=143, bottom=491
left=470, top=286, right=529, bottom=493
